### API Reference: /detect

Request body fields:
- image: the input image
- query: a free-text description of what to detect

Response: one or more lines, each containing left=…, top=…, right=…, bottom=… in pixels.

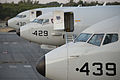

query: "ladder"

left=67, top=35, right=74, bottom=43
left=65, top=33, right=76, bottom=43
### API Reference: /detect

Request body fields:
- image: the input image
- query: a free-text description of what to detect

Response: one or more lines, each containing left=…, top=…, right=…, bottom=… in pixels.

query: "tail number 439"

left=76, top=62, right=116, bottom=76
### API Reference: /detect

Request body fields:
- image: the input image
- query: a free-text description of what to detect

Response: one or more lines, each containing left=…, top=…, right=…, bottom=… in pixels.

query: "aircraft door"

left=53, top=11, right=74, bottom=32
left=64, top=12, right=74, bottom=32
left=30, top=10, right=36, bottom=21
left=36, top=11, right=42, bottom=17
left=53, top=11, right=65, bottom=30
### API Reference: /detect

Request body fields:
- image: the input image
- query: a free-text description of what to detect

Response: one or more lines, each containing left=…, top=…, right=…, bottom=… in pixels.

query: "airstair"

left=65, top=33, right=76, bottom=43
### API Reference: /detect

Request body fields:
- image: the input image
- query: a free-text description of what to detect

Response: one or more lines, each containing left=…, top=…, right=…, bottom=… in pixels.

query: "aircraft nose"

left=16, top=28, right=20, bottom=36
left=36, top=55, right=46, bottom=77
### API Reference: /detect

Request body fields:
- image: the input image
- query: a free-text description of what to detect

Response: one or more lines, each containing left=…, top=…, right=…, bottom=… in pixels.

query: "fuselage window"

left=88, top=34, right=104, bottom=46
left=103, top=34, right=118, bottom=45
left=32, top=19, right=43, bottom=24
left=38, top=19, right=44, bottom=24
left=74, top=33, right=92, bottom=43
left=32, top=19, right=38, bottom=22
left=23, top=15, right=26, bottom=18
left=36, top=11, right=42, bottom=17
left=43, top=19, right=49, bottom=24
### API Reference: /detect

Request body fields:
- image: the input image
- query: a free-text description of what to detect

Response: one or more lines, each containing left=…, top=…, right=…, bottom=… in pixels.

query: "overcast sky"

left=0, top=0, right=120, bottom=4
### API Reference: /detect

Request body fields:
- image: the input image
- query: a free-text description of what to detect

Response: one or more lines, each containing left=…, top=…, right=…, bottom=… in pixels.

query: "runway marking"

left=12, top=42, right=17, bottom=44
left=24, top=65, right=32, bottom=68
left=0, top=61, right=28, bottom=64
left=3, top=42, right=18, bottom=45
left=9, top=65, right=17, bottom=68
left=2, top=50, right=8, bottom=54
left=0, top=61, right=24, bottom=64
left=3, top=42, right=9, bottom=44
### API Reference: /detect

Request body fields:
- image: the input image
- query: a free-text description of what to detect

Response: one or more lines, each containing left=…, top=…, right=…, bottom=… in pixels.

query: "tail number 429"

left=76, top=62, right=116, bottom=76
left=32, top=30, right=48, bottom=36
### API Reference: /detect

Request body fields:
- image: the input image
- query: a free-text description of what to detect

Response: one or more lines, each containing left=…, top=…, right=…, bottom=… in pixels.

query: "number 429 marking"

left=76, top=62, right=116, bottom=76
left=32, top=30, right=48, bottom=36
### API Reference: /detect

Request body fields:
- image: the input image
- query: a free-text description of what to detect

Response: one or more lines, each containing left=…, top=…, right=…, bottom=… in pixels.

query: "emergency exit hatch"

left=30, top=10, right=42, bottom=21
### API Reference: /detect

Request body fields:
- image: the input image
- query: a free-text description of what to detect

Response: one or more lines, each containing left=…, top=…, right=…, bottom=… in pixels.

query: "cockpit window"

left=103, top=34, right=118, bottom=45
left=43, top=19, right=49, bottom=24
left=32, top=19, right=49, bottom=24
left=32, top=19, right=43, bottom=24
left=74, top=33, right=92, bottom=43
left=88, top=34, right=104, bottom=46
left=16, top=15, right=26, bottom=18
left=32, top=19, right=38, bottom=22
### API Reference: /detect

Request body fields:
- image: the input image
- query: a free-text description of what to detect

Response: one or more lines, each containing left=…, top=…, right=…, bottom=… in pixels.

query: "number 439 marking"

left=76, top=62, right=116, bottom=76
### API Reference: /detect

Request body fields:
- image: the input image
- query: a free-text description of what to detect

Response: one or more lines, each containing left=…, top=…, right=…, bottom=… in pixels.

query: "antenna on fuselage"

left=60, top=4, right=63, bottom=7
left=77, top=4, right=82, bottom=7
left=96, top=4, right=99, bottom=6
left=103, top=2, right=106, bottom=6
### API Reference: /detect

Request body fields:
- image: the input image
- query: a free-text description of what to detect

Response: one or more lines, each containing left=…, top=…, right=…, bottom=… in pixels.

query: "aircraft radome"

left=17, top=6, right=120, bottom=46
left=7, top=7, right=77, bottom=29
left=36, top=15, right=120, bottom=80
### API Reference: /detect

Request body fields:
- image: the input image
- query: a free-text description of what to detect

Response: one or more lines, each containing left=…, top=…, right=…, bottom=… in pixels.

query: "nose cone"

left=16, top=28, right=20, bottom=36
left=8, top=18, right=20, bottom=29
left=8, top=18, right=14, bottom=28
left=36, top=55, right=46, bottom=77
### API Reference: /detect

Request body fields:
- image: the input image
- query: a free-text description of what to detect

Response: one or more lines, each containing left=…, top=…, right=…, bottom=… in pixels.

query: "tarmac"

left=0, top=32, right=50, bottom=80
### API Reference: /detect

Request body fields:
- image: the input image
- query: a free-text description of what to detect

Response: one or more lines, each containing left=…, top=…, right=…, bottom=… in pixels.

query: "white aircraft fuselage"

left=36, top=15, right=120, bottom=80
left=18, top=6, right=120, bottom=46
left=7, top=7, right=77, bottom=29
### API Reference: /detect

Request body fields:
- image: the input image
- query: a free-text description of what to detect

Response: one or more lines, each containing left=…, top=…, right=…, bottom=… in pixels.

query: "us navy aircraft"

left=7, top=7, right=77, bottom=29
left=17, top=6, right=120, bottom=46
left=36, top=15, right=120, bottom=80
